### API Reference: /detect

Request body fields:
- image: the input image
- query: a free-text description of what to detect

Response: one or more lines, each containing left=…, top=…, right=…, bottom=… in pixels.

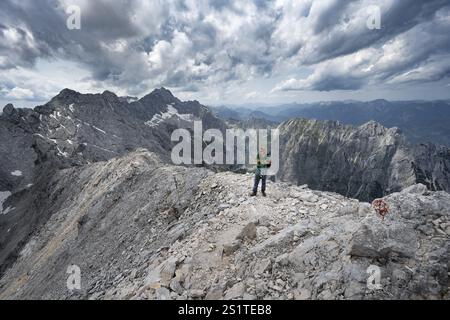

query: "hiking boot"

left=262, top=191, right=267, bottom=197
left=250, top=192, right=257, bottom=197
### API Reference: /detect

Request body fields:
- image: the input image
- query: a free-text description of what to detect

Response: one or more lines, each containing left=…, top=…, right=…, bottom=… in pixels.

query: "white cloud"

left=5, top=87, right=35, bottom=100
left=273, top=8, right=450, bottom=92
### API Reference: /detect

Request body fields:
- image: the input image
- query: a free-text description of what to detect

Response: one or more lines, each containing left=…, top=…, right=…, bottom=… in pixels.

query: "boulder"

left=155, top=287, right=171, bottom=300
left=223, top=240, right=241, bottom=256
left=189, top=289, right=206, bottom=299
left=236, top=222, right=257, bottom=240
left=205, top=285, right=224, bottom=300
left=294, top=288, right=311, bottom=300
left=349, top=220, right=417, bottom=259
left=224, top=282, right=245, bottom=300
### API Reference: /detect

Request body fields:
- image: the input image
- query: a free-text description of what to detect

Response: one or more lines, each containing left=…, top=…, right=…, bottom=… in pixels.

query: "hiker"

left=250, top=147, right=271, bottom=197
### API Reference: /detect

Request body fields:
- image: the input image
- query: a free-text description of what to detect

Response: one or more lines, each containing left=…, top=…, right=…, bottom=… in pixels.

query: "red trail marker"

left=372, top=199, right=389, bottom=220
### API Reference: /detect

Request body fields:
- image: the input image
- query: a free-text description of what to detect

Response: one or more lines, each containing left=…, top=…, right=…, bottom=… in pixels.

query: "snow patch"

left=92, top=126, right=106, bottom=134
left=2, top=206, right=15, bottom=215
left=69, top=104, right=75, bottom=113
left=50, top=111, right=62, bottom=120
left=0, top=191, right=12, bottom=215
left=145, top=105, right=193, bottom=127
left=11, top=170, right=22, bottom=177
left=34, top=133, right=57, bottom=144
left=58, top=123, right=69, bottom=132
left=84, top=144, right=118, bottom=154
left=57, top=146, right=69, bottom=158
left=178, top=113, right=194, bottom=122
left=19, top=239, right=36, bottom=258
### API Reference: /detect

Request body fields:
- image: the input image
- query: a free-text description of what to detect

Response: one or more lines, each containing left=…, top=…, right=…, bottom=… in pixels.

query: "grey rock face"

left=0, top=150, right=447, bottom=300
left=0, top=88, right=228, bottom=275
left=0, top=87, right=226, bottom=192
left=277, top=119, right=450, bottom=202
left=0, top=105, right=39, bottom=192
left=412, top=143, right=450, bottom=191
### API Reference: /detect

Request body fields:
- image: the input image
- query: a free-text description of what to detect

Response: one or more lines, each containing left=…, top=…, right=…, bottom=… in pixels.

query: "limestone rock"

left=155, top=287, right=171, bottom=300
left=225, top=282, right=245, bottom=300
left=237, top=222, right=257, bottom=240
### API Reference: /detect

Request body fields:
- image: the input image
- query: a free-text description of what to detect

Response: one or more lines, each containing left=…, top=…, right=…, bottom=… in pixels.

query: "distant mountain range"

left=212, top=99, right=450, bottom=146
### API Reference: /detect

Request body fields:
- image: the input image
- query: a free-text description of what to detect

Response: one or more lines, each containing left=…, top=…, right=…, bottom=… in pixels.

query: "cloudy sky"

left=1, top=0, right=450, bottom=107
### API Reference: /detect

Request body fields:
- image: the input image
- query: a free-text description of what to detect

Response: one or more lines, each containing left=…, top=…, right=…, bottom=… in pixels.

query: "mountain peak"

left=51, top=89, right=81, bottom=104
left=58, top=88, right=80, bottom=97
left=152, top=87, right=172, bottom=95
left=140, top=87, right=179, bottom=104
left=2, top=103, right=15, bottom=115
left=358, top=120, right=393, bottom=134
left=362, top=120, right=382, bottom=127
left=102, top=90, right=117, bottom=96
left=101, top=90, right=120, bottom=102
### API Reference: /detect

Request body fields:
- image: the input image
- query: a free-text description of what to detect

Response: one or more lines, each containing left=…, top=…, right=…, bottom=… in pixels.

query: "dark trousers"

left=253, top=172, right=267, bottom=194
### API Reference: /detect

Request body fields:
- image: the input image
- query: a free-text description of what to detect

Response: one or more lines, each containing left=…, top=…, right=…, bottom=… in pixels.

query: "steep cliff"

left=277, top=119, right=450, bottom=201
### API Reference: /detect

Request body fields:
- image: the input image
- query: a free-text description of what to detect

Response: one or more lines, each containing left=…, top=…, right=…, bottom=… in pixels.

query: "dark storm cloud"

left=290, top=0, right=450, bottom=65
left=310, top=0, right=357, bottom=34
left=311, top=76, right=366, bottom=92
left=0, top=0, right=144, bottom=71
left=273, top=1, right=450, bottom=92
left=0, top=0, right=449, bottom=98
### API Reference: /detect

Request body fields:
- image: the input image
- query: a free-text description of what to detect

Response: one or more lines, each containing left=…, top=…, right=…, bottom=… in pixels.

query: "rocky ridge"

left=0, top=150, right=448, bottom=300
left=0, top=88, right=227, bottom=275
